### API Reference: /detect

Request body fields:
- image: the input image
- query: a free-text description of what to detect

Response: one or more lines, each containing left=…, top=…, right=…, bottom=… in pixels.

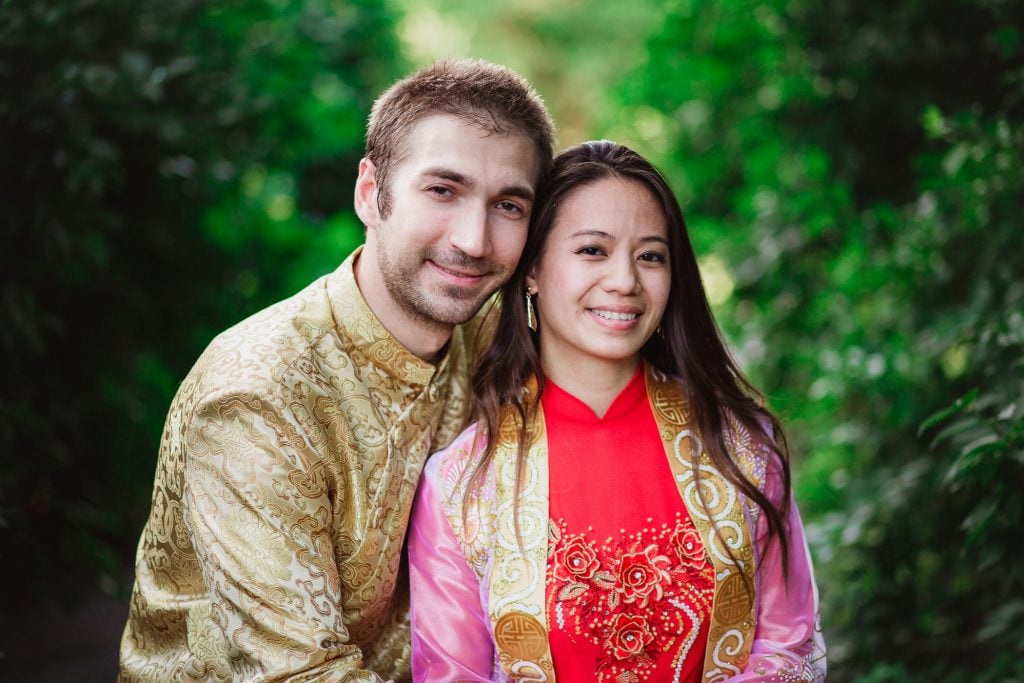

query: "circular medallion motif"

left=714, top=573, right=753, bottom=625
left=652, top=387, right=689, bottom=426
left=494, top=612, right=548, bottom=660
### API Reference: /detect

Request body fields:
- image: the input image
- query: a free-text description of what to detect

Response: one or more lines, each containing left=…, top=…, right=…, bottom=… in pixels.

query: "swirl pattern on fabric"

left=119, top=249, right=487, bottom=682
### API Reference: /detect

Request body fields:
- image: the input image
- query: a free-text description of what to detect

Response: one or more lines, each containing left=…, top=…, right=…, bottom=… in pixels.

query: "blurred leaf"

left=920, top=388, right=979, bottom=436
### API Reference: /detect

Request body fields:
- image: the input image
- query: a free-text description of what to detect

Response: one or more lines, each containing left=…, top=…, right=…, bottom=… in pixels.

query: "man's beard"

left=376, top=246, right=501, bottom=329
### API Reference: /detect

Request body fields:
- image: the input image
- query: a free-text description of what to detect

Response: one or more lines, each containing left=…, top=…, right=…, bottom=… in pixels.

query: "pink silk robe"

left=408, top=370, right=825, bottom=682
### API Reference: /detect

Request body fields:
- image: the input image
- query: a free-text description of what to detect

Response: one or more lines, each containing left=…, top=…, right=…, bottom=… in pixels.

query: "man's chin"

left=420, top=291, right=492, bottom=327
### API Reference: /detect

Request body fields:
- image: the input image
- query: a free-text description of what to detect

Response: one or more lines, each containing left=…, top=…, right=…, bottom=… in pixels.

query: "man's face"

left=356, top=114, right=540, bottom=336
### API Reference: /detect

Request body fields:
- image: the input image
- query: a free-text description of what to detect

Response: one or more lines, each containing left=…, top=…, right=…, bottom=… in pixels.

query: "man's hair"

left=365, top=58, right=556, bottom=217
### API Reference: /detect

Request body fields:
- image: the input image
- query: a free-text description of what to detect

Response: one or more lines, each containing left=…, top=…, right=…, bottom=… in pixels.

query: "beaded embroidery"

left=546, top=513, right=715, bottom=682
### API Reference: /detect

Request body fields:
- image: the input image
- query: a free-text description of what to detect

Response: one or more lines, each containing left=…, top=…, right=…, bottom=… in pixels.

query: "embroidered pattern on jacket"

left=546, top=513, right=715, bottom=682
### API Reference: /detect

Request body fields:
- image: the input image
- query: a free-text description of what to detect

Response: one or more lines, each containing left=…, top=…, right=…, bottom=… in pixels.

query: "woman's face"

left=527, top=176, right=671, bottom=378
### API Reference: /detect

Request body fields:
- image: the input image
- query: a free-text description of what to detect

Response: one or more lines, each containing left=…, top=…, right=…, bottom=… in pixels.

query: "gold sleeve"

left=182, top=389, right=386, bottom=682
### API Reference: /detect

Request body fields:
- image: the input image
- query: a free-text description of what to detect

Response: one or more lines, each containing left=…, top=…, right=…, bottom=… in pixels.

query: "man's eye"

left=495, top=200, right=523, bottom=216
left=428, top=186, right=453, bottom=197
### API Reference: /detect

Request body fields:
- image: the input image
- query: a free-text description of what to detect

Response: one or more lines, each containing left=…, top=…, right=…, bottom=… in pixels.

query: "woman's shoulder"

left=430, top=420, right=487, bottom=464
left=422, top=421, right=498, bottom=575
left=715, top=405, right=783, bottom=489
left=645, top=366, right=779, bottom=482
left=425, top=421, right=490, bottom=498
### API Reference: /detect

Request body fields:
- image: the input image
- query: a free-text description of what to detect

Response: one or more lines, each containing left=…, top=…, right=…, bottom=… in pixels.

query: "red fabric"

left=543, top=367, right=713, bottom=683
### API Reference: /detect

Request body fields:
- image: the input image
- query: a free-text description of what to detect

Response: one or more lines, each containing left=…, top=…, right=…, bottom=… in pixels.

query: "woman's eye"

left=575, top=246, right=605, bottom=256
left=639, top=251, right=667, bottom=263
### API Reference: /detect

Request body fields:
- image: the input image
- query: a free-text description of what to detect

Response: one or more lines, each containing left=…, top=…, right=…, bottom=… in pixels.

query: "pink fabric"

left=728, top=456, right=826, bottom=680
left=409, top=450, right=497, bottom=682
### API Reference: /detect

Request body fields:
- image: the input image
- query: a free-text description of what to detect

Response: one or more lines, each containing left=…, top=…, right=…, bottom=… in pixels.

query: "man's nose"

left=447, top=204, right=490, bottom=258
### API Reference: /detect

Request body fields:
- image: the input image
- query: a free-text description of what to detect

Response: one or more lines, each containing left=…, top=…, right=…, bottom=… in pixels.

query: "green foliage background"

left=2, top=0, right=1022, bottom=679
left=1, top=0, right=401, bottom=604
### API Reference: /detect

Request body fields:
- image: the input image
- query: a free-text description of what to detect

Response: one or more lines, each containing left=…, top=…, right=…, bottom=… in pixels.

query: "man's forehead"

left=397, top=113, right=541, bottom=187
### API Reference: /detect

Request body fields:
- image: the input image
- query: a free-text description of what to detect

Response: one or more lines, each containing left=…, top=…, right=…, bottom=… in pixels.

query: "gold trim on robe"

left=647, top=366, right=762, bottom=681
left=486, top=379, right=556, bottom=682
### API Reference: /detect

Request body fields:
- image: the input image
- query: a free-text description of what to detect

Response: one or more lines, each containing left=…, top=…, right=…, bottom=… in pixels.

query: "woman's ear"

left=525, top=269, right=538, bottom=295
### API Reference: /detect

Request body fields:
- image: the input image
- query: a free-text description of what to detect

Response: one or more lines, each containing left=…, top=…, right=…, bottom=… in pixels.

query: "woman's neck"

left=540, top=354, right=641, bottom=419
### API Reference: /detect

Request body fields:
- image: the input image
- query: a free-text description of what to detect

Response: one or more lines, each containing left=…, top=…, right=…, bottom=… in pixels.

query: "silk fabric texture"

left=120, top=249, right=489, bottom=682
left=408, top=363, right=827, bottom=682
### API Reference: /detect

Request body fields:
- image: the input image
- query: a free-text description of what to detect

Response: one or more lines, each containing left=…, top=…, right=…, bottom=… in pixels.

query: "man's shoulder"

left=185, top=273, right=340, bottom=400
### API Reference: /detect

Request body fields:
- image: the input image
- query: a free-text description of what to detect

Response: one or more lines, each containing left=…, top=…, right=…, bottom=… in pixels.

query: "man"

left=119, top=58, right=555, bottom=682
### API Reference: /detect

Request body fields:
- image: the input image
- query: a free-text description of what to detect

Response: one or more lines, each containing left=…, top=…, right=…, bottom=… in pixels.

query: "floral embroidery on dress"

left=546, top=513, right=715, bottom=683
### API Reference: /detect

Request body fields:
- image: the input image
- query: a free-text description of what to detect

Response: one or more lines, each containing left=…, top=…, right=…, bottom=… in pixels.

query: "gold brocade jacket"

left=119, top=249, right=487, bottom=682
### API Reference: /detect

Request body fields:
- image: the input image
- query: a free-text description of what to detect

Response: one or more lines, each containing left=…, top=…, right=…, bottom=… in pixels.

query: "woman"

left=408, top=141, right=826, bottom=682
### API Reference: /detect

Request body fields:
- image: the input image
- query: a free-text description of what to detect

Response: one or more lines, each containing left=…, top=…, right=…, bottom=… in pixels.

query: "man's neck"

left=352, top=249, right=452, bottom=362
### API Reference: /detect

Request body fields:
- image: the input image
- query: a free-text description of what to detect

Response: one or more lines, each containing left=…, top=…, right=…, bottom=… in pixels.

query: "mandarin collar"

left=327, top=247, right=447, bottom=388
left=540, top=362, right=647, bottom=423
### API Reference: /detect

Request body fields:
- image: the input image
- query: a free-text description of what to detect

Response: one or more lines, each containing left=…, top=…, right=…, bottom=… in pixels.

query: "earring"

left=525, top=287, right=537, bottom=331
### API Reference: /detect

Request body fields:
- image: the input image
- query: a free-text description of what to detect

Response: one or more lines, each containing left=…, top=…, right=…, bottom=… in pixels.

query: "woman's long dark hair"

left=467, top=140, right=793, bottom=574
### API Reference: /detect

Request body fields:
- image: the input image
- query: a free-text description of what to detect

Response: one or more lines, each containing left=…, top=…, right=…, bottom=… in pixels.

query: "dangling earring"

left=525, top=287, right=537, bottom=331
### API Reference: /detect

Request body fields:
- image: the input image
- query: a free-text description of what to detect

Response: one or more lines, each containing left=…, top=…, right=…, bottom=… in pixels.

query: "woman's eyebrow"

left=568, top=229, right=613, bottom=239
left=568, top=230, right=668, bottom=245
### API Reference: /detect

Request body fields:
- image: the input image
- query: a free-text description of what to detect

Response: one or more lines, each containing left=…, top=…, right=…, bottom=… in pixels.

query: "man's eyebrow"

left=501, top=184, right=535, bottom=202
left=422, top=167, right=472, bottom=186
left=420, top=167, right=535, bottom=202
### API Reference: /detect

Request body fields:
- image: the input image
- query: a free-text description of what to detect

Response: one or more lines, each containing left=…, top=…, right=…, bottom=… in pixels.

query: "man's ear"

left=354, top=158, right=380, bottom=229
